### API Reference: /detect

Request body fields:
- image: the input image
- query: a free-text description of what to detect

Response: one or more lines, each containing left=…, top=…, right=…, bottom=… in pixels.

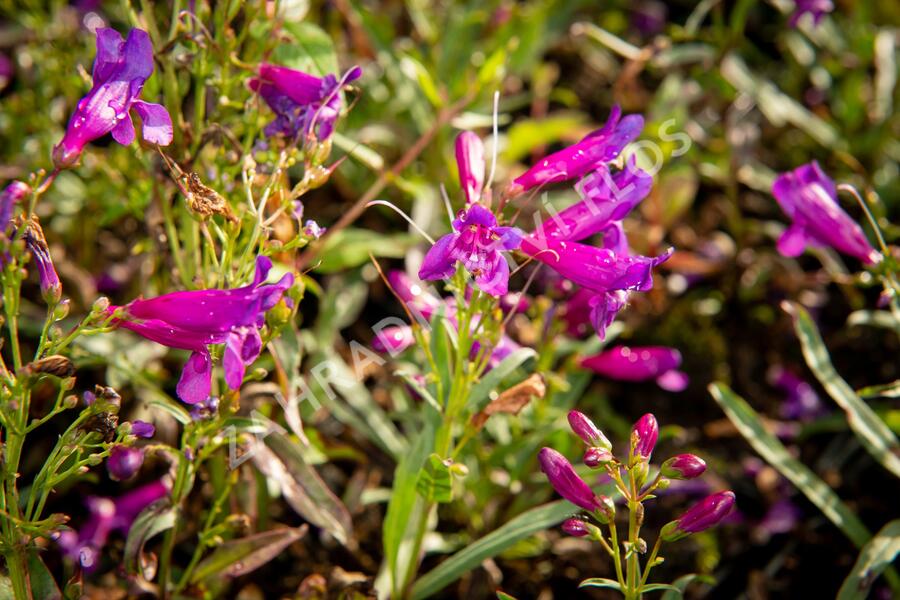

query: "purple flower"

left=538, top=447, right=602, bottom=512
left=754, top=498, right=801, bottom=541
left=772, top=162, right=879, bottom=264
left=631, top=413, right=659, bottom=459
left=106, top=445, right=144, bottom=481
left=631, top=1, right=668, bottom=36
left=537, top=160, right=652, bottom=244
left=372, top=325, right=416, bottom=354
left=567, top=410, right=611, bottom=449
left=504, top=106, right=643, bottom=198
left=249, top=63, right=361, bottom=141
left=57, top=479, right=169, bottom=570
left=190, top=396, right=219, bottom=421
left=419, top=204, right=523, bottom=296
left=53, top=28, right=172, bottom=169
left=661, top=453, right=707, bottom=480
left=303, top=220, right=325, bottom=239
left=581, top=345, right=689, bottom=392
left=109, top=256, right=293, bottom=404
left=561, top=518, right=590, bottom=537
left=662, top=491, right=736, bottom=540
left=0, top=181, right=30, bottom=232
left=789, top=0, right=833, bottom=27
left=22, top=218, right=61, bottom=302
left=455, top=131, right=485, bottom=205
left=768, top=366, right=825, bottom=421
left=130, top=420, right=155, bottom=438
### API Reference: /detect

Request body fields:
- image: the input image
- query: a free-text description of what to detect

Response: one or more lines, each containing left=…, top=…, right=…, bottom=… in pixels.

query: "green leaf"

left=190, top=526, right=308, bottom=583
left=410, top=500, right=575, bottom=599
left=858, top=380, right=900, bottom=399
left=124, top=499, right=177, bottom=578
left=496, top=592, right=518, bottom=600
left=660, top=574, right=716, bottom=600
left=641, top=583, right=681, bottom=593
left=274, top=21, right=338, bottom=77
left=467, top=348, right=537, bottom=412
left=314, top=229, right=416, bottom=274
left=503, top=113, right=589, bottom=163
left=256, top=432, right=354, bottom=546
left=838, top=520, right=900, bottom=599
left=384, top=417, right=437, bottom=597
left=415, top=453, right=453, bottom=503
left=26, top=552, right=61, bottom=600
left=785, top=301, right=900, bottom=479
left=709, top=383, right=871, bottom=548
left=579, top=578, right=623, bottom=591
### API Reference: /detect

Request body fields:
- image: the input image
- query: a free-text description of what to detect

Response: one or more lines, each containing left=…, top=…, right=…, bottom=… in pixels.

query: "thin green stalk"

left=608, top=520, right=626, bottom=591
left=639, top=537, right=663, bottom=589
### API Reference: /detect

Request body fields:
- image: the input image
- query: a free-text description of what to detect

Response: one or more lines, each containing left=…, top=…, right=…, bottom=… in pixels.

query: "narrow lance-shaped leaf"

left=251, top=431, right=354, bottom=547
left=190, top=526, right=308, bottom=583
left=124, top=499, right=177, bottom=579
left=784, top=301, right=900, bottom=478
left=709, top=383, right=871, bottom=548
left=837, top=520, right=900, bottom=600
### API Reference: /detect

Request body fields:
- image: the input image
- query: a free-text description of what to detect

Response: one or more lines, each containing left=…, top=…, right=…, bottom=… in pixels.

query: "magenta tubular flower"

left=53, top=28, right=173, bottom=168
left=130, top=420, right=155, bottom=438
left=0, top=181, right=30, bottom=231
left=789, top=0, right=833, bottom=27
left=536, top=160, right=652, bottom=244
left=567, top=410, right=611, bottom=450
left=521, top=239, right=671, bottom=295
left=56, top=479, right=169, bottom=570
left=455, top=131, right=485, bottom=205
left=661, top=453, right=707, bottom=480
left=372, top=325, right=416, bottom=354
left=538, top=447, right=602, bottom=512
left=631, top=413, right=658, bottom=459
left=662, top=491, right=736, bottom=541
left=581, top=345, right=689, bottom=392
left=107, top=445, right=144, bottom=481
left=109, top=256, right=293, bottom=404
left=505, top=106, right=643, bottom=197
left=772, top=162, right=879, bottom=264
left=22, top=220, right=61, bottom=302
left=418, top=204, right=523, bottom=296
left=249, top=64, right=361, bottom=140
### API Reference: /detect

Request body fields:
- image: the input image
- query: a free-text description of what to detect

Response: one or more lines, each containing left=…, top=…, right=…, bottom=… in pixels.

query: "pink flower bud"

left=661, top=454, right=707, bottom=479
left=583, top=447, right=613, bottom=468
left=538, top=447, right=602, bottom=512
left=455, top=131, right=485, bottom=205
left=561, top=518, right=590, bottom=537
left=662, top=491, right=736, bottom=541
left=568, top=410, right=611, bottom=450
left=631, top=413, right=658, bottom=459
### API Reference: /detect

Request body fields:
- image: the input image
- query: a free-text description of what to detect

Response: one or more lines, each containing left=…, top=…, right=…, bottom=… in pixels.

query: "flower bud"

left=107, top=445, right=144, bottom=481
left=0, top=181, right=31, bottom=232
left=130, top=420, right=155, bottom=439
left=538, top=447, right=603, bottom=512
left=53, top=299, right=71, bottom=321
left=91, top=296, right=111, bottom=315
left=63, top=395, right=78, bottom=409
left=22, top=217, right=61, bottom=303
left=568, top=410, right=612, bottom=450
left=583, top=447, right=613, bottom=468
left=455, top=131, right=485, bottom=205
left=561, top=518, right=590, bottom=537
left=661, top=454, right=707, bottom=480
left=631, top=413, right=658, bottom=460
left=661, top=491, right=736, bottom=542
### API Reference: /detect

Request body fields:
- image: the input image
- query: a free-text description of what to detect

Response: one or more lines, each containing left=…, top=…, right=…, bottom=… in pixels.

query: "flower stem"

left=639, top=537, right=663, bottom=589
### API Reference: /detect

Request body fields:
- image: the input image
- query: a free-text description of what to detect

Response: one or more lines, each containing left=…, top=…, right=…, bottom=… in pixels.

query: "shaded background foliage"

left=1, top=0, right=898, bottom=598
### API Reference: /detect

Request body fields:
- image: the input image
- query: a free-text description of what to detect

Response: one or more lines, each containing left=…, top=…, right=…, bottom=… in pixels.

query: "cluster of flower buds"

left=539, top=410, right=735, bottom=592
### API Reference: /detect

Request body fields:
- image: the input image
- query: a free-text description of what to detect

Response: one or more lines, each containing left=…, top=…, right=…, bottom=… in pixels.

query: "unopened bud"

left=53, top=299, right=70, bottom=321
left=92, top=296, right=110, bottom=315
left=568, top=410, right=612, bottom=450
left=561, top=518, right=590, bottom=537
left=661, top=454, right=707, bottom=480
left=449, top=463, right=469, bottom=477
left=63, top=395, right=78, bottom=409
left=583, top=447, right=613, bottom=468
left=631, top=413, right=658, bottom=462
left=662, top=491, right=736, bottom=542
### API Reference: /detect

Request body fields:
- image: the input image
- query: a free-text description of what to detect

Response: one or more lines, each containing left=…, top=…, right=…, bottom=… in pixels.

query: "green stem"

left=639, top=537, right=663, bottom=589
left=608, top=520, right=626, bottom=591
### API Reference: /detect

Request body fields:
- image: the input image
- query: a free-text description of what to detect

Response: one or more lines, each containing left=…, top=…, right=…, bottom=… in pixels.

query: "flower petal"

left=176, top=351, right=212, bottom=404
left=418, top=233, right=457, bottom=281
left=92, top=28, right=125, bottom=83
left=131, top=100, right=173, bottom=146
left=110, top=114, right=136, bottom=145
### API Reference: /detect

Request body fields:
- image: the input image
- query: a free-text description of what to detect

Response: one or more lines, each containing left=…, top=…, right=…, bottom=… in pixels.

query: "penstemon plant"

left=540, top=411, right=735, bottom=599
